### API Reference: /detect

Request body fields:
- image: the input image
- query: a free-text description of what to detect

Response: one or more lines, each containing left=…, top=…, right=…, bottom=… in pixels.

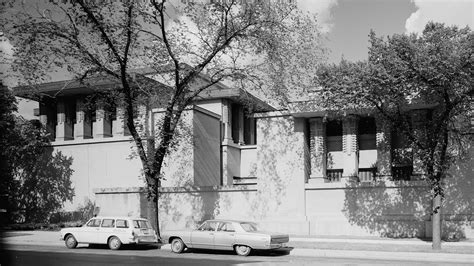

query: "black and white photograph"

left=0, top=0, right=472, bottom=265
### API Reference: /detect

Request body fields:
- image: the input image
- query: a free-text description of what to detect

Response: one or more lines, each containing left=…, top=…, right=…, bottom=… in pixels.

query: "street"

left=1, top=244, right=472, bottom=266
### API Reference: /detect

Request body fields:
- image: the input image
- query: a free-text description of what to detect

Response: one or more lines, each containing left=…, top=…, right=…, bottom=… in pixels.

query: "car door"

left=79, top=218, right=101, bottom=243
left=97, top=218, right=115, bottom=244
left=214, top=222, right=236, bottom=250
left=191, top=221, right=218, bottom=249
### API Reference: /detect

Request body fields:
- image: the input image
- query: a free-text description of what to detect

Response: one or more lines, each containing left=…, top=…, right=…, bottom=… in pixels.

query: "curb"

left=290, top=237, right=474, bottom=247
left=290, top=248, right=474, bottom=263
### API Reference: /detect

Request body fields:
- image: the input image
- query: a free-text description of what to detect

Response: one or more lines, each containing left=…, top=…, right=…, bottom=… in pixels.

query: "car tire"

left=234, top=245, right=251, bottom=256
left=171, top=238, right=185, bottom=253
left=108, top=236, right=122, bottom=250
left=65, top=234, right=78, bottom=249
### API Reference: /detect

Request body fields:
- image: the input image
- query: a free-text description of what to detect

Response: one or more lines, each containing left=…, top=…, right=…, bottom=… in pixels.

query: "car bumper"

left=129, top=236, right=158, bottom=245
left=265, top=243, right=288, bottom=249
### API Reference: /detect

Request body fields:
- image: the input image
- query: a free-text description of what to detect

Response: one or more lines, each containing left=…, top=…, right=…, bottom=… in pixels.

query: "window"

left=391, top=122, right=413, bottom=180
left=326, top=120, right=342, bottom=151
left=326, top=169, right=343, bottom=182
left=358, top=168, right=376, bottom=182
left=218, top=222, right=235, bottom=232
left=86, top=219, right=101, bottom=227
left=243, top=115, right=257, bottom=145
left=116, top=219, right=128, bottom=228
left=133, top=220, right=152, bottom=229
left=101, top=219, right=114, bottom=228
left=231, top=103, right=257, bottom=145
left=198, top=221, right=219, bottom=231
left=358, top=117, right=376, bottom=150
left=240, top=222, right=258, bottom=232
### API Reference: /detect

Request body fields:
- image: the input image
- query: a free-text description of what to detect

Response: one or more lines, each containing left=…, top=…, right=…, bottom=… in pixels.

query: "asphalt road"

left=1, top=244, right=472, bottom=266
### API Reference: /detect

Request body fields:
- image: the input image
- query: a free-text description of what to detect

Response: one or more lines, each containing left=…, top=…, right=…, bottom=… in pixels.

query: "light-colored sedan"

left=60, top=216, right=158, bottom=250
left=161, top=219, right=289, bottom=256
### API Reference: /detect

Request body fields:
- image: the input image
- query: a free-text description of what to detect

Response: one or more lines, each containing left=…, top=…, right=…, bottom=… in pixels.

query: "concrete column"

left=74, top=98, right=92, bottom=139
left=376, top=118, right=392, bottom=178
left=113, top=107, right=130, bottom=136
left=55, top=100, right=73, bottom=141
left=94, top=104, right=112, bottom=138
left=309, top=117, right=326, bottom=181
left=222, top=100, right=233, bottom=142
left=411, top=109, right=428, bottom=176
left=342, top=115, right=358, bottom=178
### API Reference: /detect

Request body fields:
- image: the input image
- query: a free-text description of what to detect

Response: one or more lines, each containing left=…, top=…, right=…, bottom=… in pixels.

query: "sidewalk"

left=2, top=231, right=474, bottom=263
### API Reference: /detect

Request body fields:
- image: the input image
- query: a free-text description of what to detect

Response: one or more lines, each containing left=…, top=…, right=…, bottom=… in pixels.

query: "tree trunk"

left=432, top=194, right=442, bottom=250
left=146, top=195, right=158, bottom=234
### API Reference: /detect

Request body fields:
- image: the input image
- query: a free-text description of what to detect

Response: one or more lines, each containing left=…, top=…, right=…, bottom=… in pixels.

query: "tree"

left=0, top=84, right=75, bottom=223
left=2, top=0, right=324, bottom=234
left=316, top=22, right=473, bottom=249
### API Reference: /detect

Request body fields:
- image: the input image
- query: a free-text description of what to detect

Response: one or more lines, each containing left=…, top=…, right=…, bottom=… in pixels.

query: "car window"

left=133, top=220, right=151, bottom=229
left=240, top=222, right=258, bottom=232
left=86, top=219, right=101, bottom=227
left=101, top=219, right=114, bottom=228
left=198, top=221, right=218, bottom=231
left=116, top=219, right=128, bottom=228
left=218, top=222, right=235, bottom=232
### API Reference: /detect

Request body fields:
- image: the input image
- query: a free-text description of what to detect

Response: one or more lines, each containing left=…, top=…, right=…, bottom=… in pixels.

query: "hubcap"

left=173, top=241, right=182, bottom=251
left=67, top=237, right=75, bottom=246
left=237, top=246, right=249, bottom=254
left=111, top=239, right=119, bottom=248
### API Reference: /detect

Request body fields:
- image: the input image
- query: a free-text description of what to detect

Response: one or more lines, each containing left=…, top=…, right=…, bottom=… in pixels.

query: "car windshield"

left=133, top=220, right=151, bottom=229
left=240, top=222, right=259, bottom=232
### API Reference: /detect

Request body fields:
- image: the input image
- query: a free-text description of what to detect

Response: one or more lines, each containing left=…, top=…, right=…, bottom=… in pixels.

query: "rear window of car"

left=86, top=219, right=101, bottom=227
left=101, top=219, right=114, bottom=228
left=133, top=220, right=151, bottom=229
left=116, top=219, right=128, bottom=228
left=240, top=222, right=258, bottom=232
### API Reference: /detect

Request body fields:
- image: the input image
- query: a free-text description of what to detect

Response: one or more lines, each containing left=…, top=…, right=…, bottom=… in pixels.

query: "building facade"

left=16, top=79, right=474, bottom=239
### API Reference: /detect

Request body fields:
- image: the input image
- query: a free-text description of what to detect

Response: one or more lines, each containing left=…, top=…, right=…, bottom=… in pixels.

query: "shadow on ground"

left=182, top=247, right=293, bottom=257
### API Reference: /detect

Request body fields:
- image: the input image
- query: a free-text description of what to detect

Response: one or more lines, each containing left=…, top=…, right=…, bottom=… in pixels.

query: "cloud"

left=297, top=0, right=339, bottom=32
left=405, top=0, right=473, bottom=33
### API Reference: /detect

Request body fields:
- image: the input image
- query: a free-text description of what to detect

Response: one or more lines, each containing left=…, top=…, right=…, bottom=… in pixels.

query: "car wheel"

left=108, top=236, right=122, bottom=250
left=234, top=245, right=251, bottom=256
left=171, top=238, right=185, bottom=253
left=65, top=234, right=78, bottom=249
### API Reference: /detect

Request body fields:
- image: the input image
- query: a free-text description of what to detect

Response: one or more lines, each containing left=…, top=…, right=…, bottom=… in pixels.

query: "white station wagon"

left=60, top=216, right=158, bottom=250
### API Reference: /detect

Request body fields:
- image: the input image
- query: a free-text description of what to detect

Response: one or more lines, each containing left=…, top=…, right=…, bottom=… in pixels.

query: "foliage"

left=1, top=0, right=325, bottom=233
left=2, top=114, right=75, bottom=224
left=317, top=22, right=472, bottom=248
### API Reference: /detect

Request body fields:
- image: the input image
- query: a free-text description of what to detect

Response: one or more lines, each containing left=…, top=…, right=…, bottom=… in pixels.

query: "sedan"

left=60, top=216, right=158, bottom=250
left=161, top=219, right=289, bottom=256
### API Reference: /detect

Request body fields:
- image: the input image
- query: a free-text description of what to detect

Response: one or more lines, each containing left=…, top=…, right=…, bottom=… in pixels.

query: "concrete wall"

left=254, top=115, right=309, bottom=234
left=240, top=146, right=257, bottom=177
left=305, top=181, right=431, bottom=237
left=54, top=138, right=143, bottom=211
left=159, top=186, right=258, bottom=231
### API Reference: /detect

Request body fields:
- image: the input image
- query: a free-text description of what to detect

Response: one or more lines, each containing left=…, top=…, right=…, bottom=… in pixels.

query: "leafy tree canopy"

left=0, top=85, right=74, bottom=224
left=316, top=22, right=472, bottom=250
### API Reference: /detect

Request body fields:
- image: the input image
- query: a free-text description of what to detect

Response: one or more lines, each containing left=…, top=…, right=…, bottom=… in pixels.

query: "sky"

left=1, top=0, right=473, bottom=118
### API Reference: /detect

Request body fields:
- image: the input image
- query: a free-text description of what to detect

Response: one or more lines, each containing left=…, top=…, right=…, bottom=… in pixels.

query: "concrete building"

left=15, top=75, right=473, bottom=239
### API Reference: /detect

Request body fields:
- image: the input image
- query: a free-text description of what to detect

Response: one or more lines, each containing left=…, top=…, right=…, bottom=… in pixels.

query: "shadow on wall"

left=159, top=187, right=220, bottom=229
left=343, top=180, right=431, bottom=238
left=343, top=151, right=473, bottom=239
left=158, top=115, right=303, bottom=229
left=250, top=116, right=304, bottom=220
